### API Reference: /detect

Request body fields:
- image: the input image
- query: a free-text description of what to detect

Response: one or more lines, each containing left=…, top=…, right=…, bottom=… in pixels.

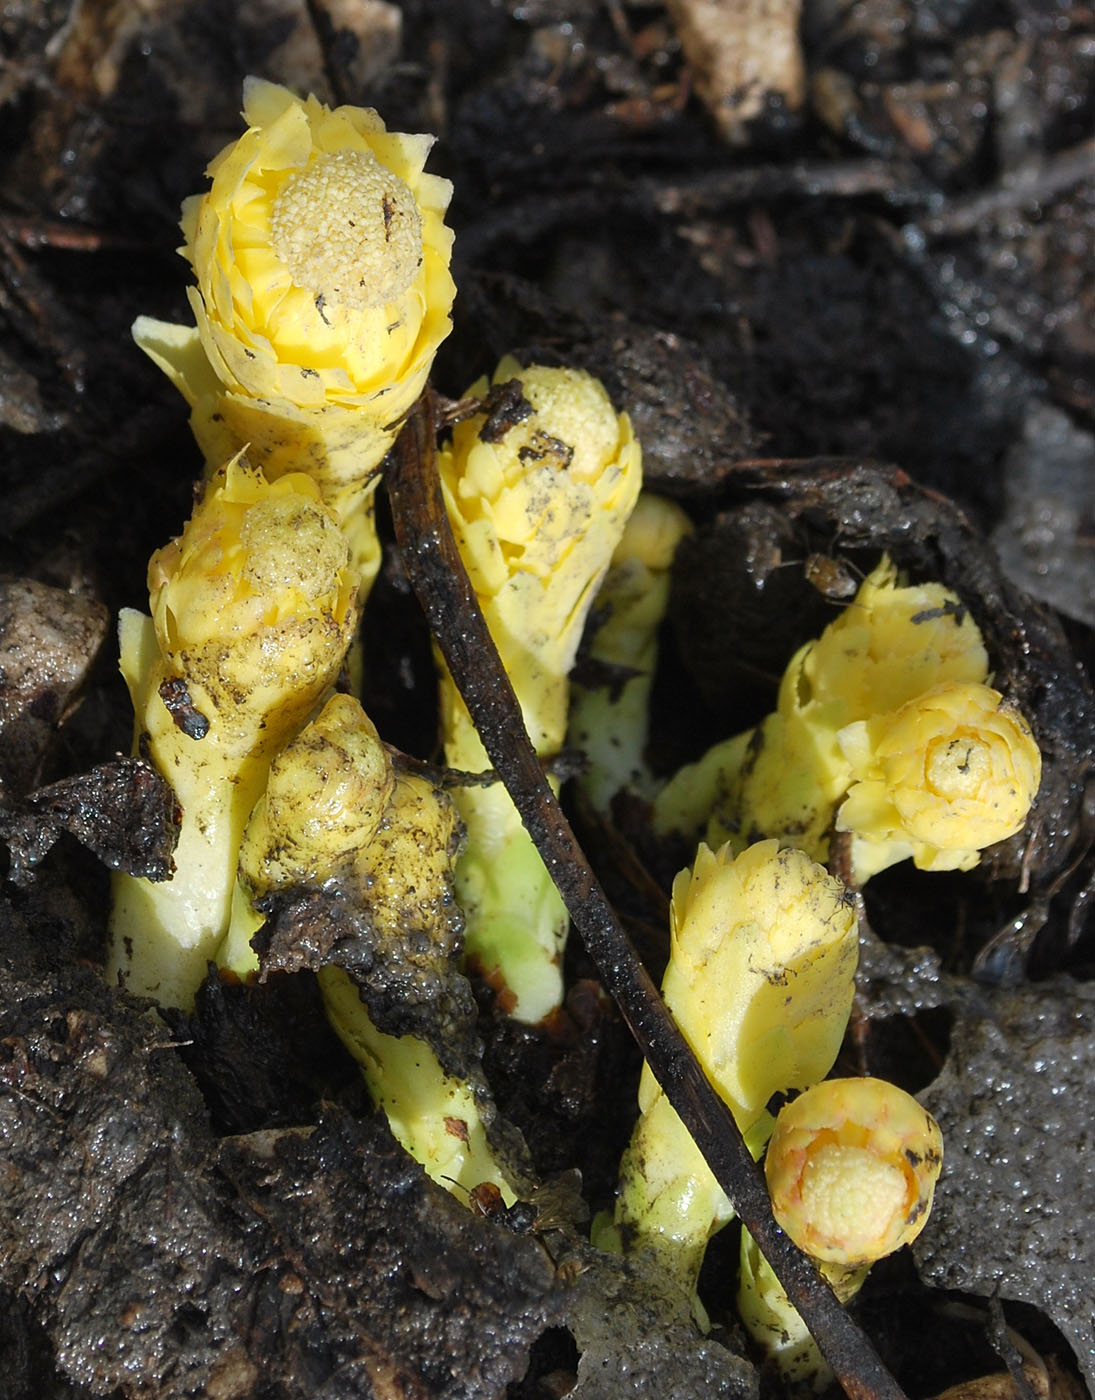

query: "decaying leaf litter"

left=1, top=1, right=1094, bottom=1397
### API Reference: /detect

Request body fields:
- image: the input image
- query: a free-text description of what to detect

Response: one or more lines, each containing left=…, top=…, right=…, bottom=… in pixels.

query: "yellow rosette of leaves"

left=438, top=357, right=642, bottom=1023
left=739, top=1076, right=943, bottom=1388
left=836, top=680, right=1042, bottom=879
left=133, top=77, right=456, bottom=597
left=608, top=841, right=858, bottom=1314
left=107, top=452, right=357, bottom=1010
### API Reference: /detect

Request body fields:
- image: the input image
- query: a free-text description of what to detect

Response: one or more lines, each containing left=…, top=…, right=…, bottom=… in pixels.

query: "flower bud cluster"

left=133, top=77, right=456, bottom=598
left=656, top=555, right=1040, bottom=882
left=113, top=80, right=458, bottom=1007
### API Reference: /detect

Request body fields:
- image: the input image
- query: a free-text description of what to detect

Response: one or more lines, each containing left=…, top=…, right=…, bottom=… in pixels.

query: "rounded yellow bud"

left=837, top=681, right=1041, bottom=874
left=224, top=695, right=404, bottom=976
left=614, top=491, right=693, bottom=574
left=441, top=358, right=641, bottom=599
left=263, top=693, right=394, bottom=867
left=439, top=357, right=642, bottom=753
left=765, top=1076, right=943, bottom=1267
left=180, top=78, right=454, bottom=425
left=131, top=75, right=455, bottom=570
left=149, top=454, right=356, bottom=740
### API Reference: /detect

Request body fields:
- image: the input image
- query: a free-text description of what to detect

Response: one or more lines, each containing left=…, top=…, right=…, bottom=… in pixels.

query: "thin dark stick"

left=386, top=394, right=911, bottom=1400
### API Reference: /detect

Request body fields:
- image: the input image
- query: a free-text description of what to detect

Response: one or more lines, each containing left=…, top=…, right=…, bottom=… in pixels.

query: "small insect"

left=803, top=552, right=860, bottom=601
left=467, top=1181, right=540, bottom=1233
left=475, top=377, right=533, bottom=442
left=456, top=1169, right=589, bottom=1240
left=457, top=1173, right=591, bottom=1285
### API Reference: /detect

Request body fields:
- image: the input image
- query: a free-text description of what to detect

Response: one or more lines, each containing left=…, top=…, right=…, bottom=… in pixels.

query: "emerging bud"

left=752, top=556, right=993, bottom=853
left=221, top=695, right=461, bottom=982
left=214, top=692, right=515, bottom=1210
left=658, top=840, right=859, bottom=1129
left=149, top=454, right=356, bottom=748
left=780, top=555, right=990, bottom=729
left=653, top=555, right=1044, bottom=887
left=108, top=453, right=357, bottom=1010
left=439, top=356, right=642, bottom=738
left=437, top=357, right=641, bottom=1023
left=243, top=693, right=394, bottom=891
left=837, top=681, right=1042, bottom=878
left=739, top=1074, right=943, bottom=1388
left=133, top=79, right=456, bottom=599
left=765, top=1076, right=944, bottom=1267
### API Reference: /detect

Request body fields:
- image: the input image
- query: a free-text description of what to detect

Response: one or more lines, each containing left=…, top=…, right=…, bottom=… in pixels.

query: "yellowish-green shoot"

left=220, top=692, right=518, bottom=1204
left=438, top=356, right=642, bottom=1022
left=607, top=840, right=858, bottom=1315
left=739, top=1076, right=943, bottom=1388
left=568, top=492, right=692, bottom=813
left=653, top=556, right=1040, bottom=883
left=107, top=453, right=356, bottom=1009
left=320, top=965, right=517, bottom=1202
